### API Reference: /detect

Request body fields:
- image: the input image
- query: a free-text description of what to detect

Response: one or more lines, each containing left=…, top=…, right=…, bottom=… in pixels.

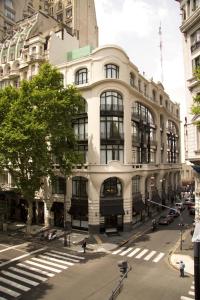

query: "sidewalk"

left=169, top=228, right=194, bottom=276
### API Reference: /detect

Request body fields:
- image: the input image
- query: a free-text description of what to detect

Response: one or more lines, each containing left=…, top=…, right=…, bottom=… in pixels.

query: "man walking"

left=82, top=239, right=87, bottom=253
left=179, top=260, right=185, bottom=277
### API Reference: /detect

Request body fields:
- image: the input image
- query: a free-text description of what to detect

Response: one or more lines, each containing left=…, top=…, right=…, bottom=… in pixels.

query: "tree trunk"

left=26, top=201, right=33, bottom=234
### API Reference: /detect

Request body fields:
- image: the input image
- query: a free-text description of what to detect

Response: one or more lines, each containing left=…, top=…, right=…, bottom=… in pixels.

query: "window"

left=101, top=177, right=122, bottom=197
left=191, top=29, right=200, bottom=52
left=100, top=116, right=123, bottom=140
left=101, top=145, right=123, bottom=164
left=75, top=68, right=88, bottom=85
left=5, top=8, right=15, bottom=20
left=76, top=144, right=88, bottom=163
left=160, top=95, right=163, bottom=105
left=100, top=91, right=123, bottom=112
left=73, top=118, right=88, bottom=141
left=152, top=89, right=156, bottom=101
left=4, top=0, right=14, bottom=9
left=130, top=72, right=135, bottom=87
left=138, top=79, right=141, bottom=92
left=104, top=64, right=119, bottom=79
left=66, top=8, right=72, bottom=18
left=52, top=177, right=66, bottom=194
left=192, top=55, right=200, bottom=72
left=132, top=176, right=140, bottom=194
left=57, top=13, right=63, bottom=22
left=72, top=177, right=88, bottom=197
left=144, top=84, right=147, bottom=96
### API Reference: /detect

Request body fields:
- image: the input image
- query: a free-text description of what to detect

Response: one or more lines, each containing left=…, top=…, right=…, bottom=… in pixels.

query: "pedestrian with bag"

left=179, top=260, right=185, bottom=277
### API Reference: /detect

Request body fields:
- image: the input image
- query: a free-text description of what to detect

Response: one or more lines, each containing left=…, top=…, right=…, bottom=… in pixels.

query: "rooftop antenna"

left=159, top=22, right=164, bottom=83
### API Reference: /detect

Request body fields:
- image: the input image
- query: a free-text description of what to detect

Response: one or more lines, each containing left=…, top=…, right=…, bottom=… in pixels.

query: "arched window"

left=100, top=91, right=123, bottom=112
left=100, top=177, right=122, bottom=197
left=104, top=64, right=119, bottom=79
left=75, top=68, right=88, bottom=85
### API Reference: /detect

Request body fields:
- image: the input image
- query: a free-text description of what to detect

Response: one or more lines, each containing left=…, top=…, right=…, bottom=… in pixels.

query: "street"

left=0, top=209, right=194, bottom=300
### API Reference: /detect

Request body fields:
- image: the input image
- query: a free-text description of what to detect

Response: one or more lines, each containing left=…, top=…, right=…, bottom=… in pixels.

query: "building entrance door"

left=105, top=215, right=118, bottom=228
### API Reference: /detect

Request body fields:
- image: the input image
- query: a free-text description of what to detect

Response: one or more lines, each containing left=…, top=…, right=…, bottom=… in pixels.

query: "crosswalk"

left=0, top=249, right=85, bottom=299
left=181, top=281, right=195, bottom=300
left=112, top=247, right=165, bottom=263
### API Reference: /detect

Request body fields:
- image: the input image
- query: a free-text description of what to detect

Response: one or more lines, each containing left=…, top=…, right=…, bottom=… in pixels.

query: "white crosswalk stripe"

left=112, top=247, right=126, bottom=255
left=17, top=263, right=55, bottom=277
left=9, top=267, right=47, bottom=282
left=38, top=255, right=74, bottom=266
left=31, top=257, right=68, bottom=269
left=1, top=270, right=39, bottom=286
left=112, top=247, right=165, bottom=263
left=120, top=248, right=133, bottom=256
left=152, top=252, right=165, bottom=263
left=144, top=251, right=156, bottom=261
left=0, top=250, right=84, bottom=299
left=45, top=252, right=79, bottom=263
left=135, top=249, right=148, bottom=259
left=0, top=276, right=30, bottom=291
left=0, top=285, right=21, bottom=298
left=50, top=250, right=85, bottom=260
left=127, top=248, right=141, bottom=258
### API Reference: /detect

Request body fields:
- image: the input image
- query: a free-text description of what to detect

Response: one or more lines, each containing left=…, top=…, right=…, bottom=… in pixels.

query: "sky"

left=94, top=0, right=186, bottom=117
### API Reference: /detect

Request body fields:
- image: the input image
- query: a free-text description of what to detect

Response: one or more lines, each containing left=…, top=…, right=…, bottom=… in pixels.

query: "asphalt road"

left=0, top=209, right=194, bottom=300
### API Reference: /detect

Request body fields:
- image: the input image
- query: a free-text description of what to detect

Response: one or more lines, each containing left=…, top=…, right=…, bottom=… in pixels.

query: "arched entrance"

left=100, top=177, right=124, bottom=232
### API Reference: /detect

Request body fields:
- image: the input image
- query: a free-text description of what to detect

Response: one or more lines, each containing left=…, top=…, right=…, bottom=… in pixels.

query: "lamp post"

left=63, top=178, right=67, bottom=247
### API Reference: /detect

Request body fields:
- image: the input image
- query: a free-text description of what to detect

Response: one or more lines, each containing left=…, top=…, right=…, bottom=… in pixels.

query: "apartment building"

left=0, top=0, right=98, bottom=49
left=176, top=0, right=200, bottom=217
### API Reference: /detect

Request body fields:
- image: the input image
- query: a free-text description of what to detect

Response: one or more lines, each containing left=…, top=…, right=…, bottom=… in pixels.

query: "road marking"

left=120, top=248, right=133, bottom=256
left=50, top=250, right=85, bottom=260
left=9, top=267, right=47, bottom=282
left=181, top=297, right=194, bottom=300
left=153, top=252, right=165, bottom=263
left=0, top=247, right=46, bottom=267
left=135, top=249, right=149, bottom=259
left=24, top=260, right=61, bottom=273
left=144, top=250, right=157, bottom=261
left=0, top=276, right=30, bottom=291
left=1, top=270, right=39, bottom=286
left=31, top=258, right=67, bottom=269
left=127, top=248, right=141, bottom=258
left=112, top=247, right=125, bottom=255
left=188, top=291, right=195, bottom=296
left=45, top=252, right=79, bottom=263
left=0, top=242, right=28, bottom=253
left=0, top=285, right=21, bottom=298
left=38, top=255, right=74, bottom=266
left=17, top=263, right=54, bottom=277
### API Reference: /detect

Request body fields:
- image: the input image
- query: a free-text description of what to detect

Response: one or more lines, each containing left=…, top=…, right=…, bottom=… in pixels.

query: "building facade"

left=176, top=0, right=200, bottom=218
left=0, top=0, right=98, bottom=49
left=0, top=10, right=182, bottom=233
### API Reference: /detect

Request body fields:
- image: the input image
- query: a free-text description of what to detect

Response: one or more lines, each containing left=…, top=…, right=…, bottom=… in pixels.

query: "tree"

left=192, top=68, right=200, bottom=119
left=0, top=63, right=83, bottom=230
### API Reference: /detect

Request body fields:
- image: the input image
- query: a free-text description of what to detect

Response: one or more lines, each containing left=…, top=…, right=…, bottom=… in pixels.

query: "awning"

left=68, top=203, right=88, bottom=216
left=100, top=199, right=124, bottom=216
left=100, top=205, right=125, bottom=216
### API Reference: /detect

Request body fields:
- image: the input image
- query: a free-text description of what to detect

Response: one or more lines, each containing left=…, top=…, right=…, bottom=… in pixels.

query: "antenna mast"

left=159, top=23, right=164, bottom=83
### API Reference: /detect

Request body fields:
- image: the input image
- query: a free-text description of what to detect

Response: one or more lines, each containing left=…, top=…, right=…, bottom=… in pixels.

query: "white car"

left=175, top=202, right=184, bottom=211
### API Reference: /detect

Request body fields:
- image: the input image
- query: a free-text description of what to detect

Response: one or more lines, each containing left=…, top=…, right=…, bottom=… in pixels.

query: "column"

left=123, top=180, right=132, bottom=231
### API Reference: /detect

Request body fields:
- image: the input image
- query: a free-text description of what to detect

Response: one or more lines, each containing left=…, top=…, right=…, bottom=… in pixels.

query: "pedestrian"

left=82, top=239, right=87, bottom=253
left=179, top=260, right=185, bottom=277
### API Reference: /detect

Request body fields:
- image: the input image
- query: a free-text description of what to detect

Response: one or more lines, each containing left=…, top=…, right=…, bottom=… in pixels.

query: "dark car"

left=189, top=207, right=195, bottom=215
left=168, top=209, right=180, bottom=218
left=158, top=215, right=173, bottom=225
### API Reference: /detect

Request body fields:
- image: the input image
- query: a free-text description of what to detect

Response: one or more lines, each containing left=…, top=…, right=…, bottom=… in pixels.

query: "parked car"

left=188, top=202, right=195, bottom=210
left=175, top=202, right=185, bottom=211
left=168, top=209, right=180, bottom=217
left=158, top=215, right=173, bottom=225
left=189, top=207, right=195, bottom=216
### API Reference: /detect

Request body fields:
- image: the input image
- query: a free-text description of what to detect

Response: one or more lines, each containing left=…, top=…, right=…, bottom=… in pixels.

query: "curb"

left=168, top=229, right=194, bottom=277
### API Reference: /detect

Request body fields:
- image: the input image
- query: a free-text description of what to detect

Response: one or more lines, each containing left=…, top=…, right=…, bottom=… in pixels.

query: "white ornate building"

left=0, top=8, right=182, bottom=233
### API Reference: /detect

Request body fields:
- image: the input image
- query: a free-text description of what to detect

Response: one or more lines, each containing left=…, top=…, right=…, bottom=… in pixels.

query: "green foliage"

left=0, top=63, right=83, bottom=203
left=192, top=67, right=200, bottom=127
